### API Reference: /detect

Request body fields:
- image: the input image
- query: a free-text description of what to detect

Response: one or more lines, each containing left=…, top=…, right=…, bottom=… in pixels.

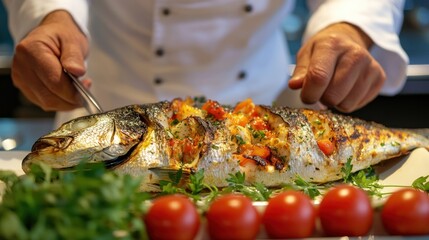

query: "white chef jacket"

left=4, top=0, right=408, bottom=126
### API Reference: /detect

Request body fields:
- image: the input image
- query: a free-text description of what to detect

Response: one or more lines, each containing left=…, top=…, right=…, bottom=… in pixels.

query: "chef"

left=4, top=0, right=408, bottom=126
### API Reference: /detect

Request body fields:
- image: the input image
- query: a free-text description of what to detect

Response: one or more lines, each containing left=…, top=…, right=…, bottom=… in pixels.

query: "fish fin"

left=144, top=184, right=162, bottom=192
left=149, top=167, right=190, bottom=184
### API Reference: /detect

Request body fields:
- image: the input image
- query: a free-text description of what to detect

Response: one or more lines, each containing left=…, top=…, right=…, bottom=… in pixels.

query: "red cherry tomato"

left=144, top=194, right=200, bottom=240
left=381, top=188, right=429, bottom=235
left=262, top=191, right=316, bottom=238
left=206, top=194, right=260, bottom=240
left=319, top=184, right=373, bottom=236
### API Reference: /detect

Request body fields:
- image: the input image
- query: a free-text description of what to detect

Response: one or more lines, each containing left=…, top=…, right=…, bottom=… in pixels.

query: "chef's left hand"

left=288, top=23, right=386, bottom=113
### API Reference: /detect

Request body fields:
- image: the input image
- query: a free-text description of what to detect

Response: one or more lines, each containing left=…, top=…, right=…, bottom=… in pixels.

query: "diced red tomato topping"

left=250, top=117, right=270, bottom=131
left=183, top=138, right=195, bottom=155
left=240, top=144, right=271, bottom=159
left=202, top=100, right=227, bottom=120
left=317, top=139, right=335, bottom=156
left=170, top=98, right=195, bottom=121
left=231, top=114, right=250, bottom=127
left=235, top=154, right=257, bottom=167
left=234, top=98, right=255, bottom=115
left=170, top=99, right=183, bottom=121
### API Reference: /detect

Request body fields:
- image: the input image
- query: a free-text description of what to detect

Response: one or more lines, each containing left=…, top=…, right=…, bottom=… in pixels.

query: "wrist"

left=323, top=22, right=373, bottom=49
left=41, top=10, right=75, bottom=25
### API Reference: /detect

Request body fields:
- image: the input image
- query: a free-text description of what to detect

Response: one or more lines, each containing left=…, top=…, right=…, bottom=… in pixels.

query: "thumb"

left=288, top=47, right=311, bottom=89
left=60, top=38, right=88, bottom=77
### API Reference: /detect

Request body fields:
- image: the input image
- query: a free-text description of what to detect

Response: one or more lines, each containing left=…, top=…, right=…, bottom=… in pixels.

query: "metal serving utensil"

left=63, top=68, right=103, bottom=114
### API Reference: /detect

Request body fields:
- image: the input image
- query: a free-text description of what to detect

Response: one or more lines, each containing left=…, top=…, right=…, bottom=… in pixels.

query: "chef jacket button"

left=162, top=8, right=171, bottom=16
left=154, top=78, right=163, bottom=85
left=244, top=4, right=253, bottom=13
left=237, top=71, right=246, bottom=80
left=155, top=48, right=164, bottom=57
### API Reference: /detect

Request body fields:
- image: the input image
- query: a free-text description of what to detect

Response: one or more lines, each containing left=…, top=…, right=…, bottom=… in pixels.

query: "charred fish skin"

left=112, top=102, right=174, bottom=190
left=113, top=100, right=239, bottom=191
left=254, top=106, right=429, bottom=185
left=22, top=98, right=429, bottom=192
left=22, top=105, right=147, bottom=173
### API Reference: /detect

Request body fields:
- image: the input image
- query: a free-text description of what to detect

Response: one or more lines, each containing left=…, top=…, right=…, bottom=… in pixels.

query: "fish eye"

left=67, top=117, right=98, bottom=132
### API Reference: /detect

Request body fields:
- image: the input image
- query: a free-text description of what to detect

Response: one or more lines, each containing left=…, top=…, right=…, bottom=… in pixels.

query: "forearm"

left=3, top=0, right=89, bottom=44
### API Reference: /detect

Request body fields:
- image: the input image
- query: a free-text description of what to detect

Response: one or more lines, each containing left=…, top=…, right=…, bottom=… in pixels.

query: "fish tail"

left=397, top=128, right=429, bottom=151
left=406, top=128, right=429, bottom=139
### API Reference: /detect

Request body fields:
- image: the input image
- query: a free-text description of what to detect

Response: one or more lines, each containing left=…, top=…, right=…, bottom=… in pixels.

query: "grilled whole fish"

left=23, top=98, right=429, bottom=191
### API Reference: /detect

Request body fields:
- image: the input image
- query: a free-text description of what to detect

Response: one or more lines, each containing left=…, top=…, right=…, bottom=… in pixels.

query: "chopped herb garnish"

left=317, top=129, right=325, bottom=137
left=252, top=130, right=265, bottom=140
left=235, top=135, right=246, bottom=145
left=171, top=119, right=180, bottom=126
left=193, top=96, right=207, bottom=104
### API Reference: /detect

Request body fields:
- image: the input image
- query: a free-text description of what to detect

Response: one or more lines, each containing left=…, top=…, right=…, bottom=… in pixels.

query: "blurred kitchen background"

left=1, top=1, right=429, bottom=150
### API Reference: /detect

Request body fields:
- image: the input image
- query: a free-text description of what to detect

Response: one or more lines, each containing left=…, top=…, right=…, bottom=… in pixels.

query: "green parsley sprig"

left=223, top=172, right=272, bottom=201
left=0, top=163, right=150, bottom=240
left=282, top=175, right=326, bottom=199
left=341, top=157, right=429, bottom=197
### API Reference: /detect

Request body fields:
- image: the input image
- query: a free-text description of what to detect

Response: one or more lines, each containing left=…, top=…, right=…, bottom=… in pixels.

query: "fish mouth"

left=22, top=136, right=75, bottom=173
left=22, top=150, right=132, bottom=173
left=31, top=136, right=74, bottom=152
left=25, top=142, right=138, bottom=173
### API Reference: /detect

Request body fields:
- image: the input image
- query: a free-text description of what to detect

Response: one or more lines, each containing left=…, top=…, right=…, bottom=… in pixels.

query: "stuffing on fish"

left=22, top=98, right=429, bottom=191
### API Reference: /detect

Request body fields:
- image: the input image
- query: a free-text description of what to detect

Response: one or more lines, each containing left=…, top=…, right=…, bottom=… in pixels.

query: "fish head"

left=22, top=106, right=146, bottom=173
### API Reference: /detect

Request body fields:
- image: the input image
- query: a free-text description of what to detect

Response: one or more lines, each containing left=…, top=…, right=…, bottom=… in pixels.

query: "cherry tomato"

left=144, top=194, right=200, bottom=240
left=319, top=184, right=373, bottom=236
left=262, top=191, right=316, bottom=238
left=206, top=194, right=260, bottom=240
left=381, top=188, right=429, bottom=235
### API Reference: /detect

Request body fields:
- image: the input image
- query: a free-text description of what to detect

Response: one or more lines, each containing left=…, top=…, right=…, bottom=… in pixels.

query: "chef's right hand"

left=11, top=10, right=90, bottom=111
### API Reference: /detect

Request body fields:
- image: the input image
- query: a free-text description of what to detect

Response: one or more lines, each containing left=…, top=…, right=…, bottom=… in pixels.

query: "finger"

left=60, top=34, right=88, bottom=77
left=11, top=44, right=80, bottom=110
left=14, top=68, right=80, bottom=111
left=355, top=61, right=386, bottom=110
left=321, top=48, right=371, bottom=109
left=289, top=46, right=312, bottom=89
left=34, top=50, right=82, bottom=105
left=335, top=68, right=374, bottom=113
left=80, top=78, right=92, bottom=89
left=300, top=41, right=341, bottom=104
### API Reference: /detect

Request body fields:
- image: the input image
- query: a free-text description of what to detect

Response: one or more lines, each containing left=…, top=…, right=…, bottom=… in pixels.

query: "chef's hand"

left=11, top=10, right=90, bottom=111
left=288, top=23, right=386, bottom=113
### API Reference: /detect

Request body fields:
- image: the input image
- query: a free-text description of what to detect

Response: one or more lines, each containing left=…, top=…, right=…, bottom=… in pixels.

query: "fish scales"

left=23, top=98, right=429, bottom=191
